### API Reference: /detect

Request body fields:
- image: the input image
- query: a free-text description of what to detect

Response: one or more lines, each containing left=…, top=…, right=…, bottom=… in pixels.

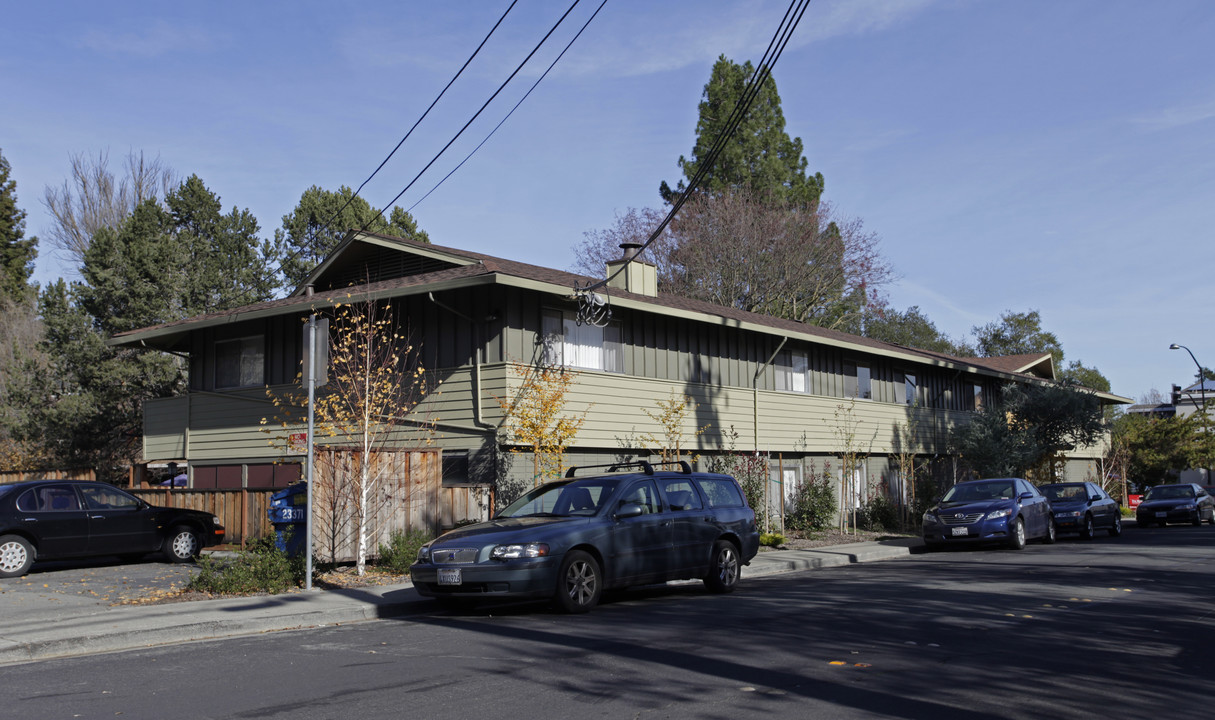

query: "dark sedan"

left=1135, top=483, right=1215, bottom=527
left=922, top=477, right=1055, bottom=550
left=0, top=480, right=225, bottom=578
left=410, top=462, right=760, bottom=613
left=1041, top=481, right=1123, bottom=538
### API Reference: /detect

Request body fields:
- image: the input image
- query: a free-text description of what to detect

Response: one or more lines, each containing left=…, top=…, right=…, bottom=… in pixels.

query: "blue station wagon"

left=410, top=462, right=760, bottom=613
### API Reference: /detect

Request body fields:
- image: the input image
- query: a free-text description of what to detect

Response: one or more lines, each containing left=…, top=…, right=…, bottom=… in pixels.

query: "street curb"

left=0, top=538, right=921, bottom=665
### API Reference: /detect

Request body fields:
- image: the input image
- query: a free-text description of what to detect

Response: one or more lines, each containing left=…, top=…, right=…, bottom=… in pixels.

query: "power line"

left=360, top=0, right=586, bottom=232
left=272, top=1, right=519, bottom=285
left=408, top=0, right=610, bottom=215
left=576, top=0, right=811, bottom=319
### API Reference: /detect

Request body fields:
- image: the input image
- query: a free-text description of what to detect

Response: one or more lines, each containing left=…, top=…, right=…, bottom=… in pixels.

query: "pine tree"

left=277, top=186, right=430, bottom=290
left=0, top=149, right=38, bottom=303
left=660, top=55, right=824, bottom=208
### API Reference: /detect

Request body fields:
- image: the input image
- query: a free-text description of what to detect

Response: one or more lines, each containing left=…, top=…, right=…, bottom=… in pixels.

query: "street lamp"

left=1170, top=343, right=1211, bottom=476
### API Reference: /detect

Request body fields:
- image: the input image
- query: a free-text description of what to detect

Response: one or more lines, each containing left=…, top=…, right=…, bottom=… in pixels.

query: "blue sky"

left=3, top=0, right=1213, bottom=403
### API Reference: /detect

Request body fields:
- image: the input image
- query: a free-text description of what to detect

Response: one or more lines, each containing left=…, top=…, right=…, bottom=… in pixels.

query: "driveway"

left=0, top=554, right=199, bottom=619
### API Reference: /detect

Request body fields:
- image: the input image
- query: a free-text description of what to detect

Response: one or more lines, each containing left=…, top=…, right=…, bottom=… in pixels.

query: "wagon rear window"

left=695, top=477, right=744, bottom=508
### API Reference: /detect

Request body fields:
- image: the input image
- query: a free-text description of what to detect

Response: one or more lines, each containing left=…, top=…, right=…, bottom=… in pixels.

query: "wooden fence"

left=0, top=468, right=96, bottom=484
left=131, top=488, right=278, bottom=547
left=130, top=449, right=491, bottom=557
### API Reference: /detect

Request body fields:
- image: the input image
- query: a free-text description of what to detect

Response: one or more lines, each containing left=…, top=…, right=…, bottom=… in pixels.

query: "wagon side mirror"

left=615, top=503, right=643, bottom=519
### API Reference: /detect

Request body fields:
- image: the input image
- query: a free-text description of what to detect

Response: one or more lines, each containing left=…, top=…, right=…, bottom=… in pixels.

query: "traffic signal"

left=1171, top=384, right=1182, bottom=405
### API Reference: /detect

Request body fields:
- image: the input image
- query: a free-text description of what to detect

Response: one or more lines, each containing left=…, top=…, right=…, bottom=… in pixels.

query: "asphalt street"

left=4, top=521, right=1213, bottom=719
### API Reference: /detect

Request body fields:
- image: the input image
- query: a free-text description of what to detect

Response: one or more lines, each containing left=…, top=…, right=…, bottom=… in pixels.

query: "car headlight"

left=922, top=511, right=936, bottom=523
left=986, top=508, right=1012, bottom=520
left=1179, top=503, right=1196, bottom=510
left=491, top=543, right=549, bottom=560
left=417, top=544, right=431, bottom=563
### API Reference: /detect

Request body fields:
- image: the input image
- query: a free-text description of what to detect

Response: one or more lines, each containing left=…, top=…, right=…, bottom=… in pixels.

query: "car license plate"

left=437, top=568, right=462, bottom=585
left=951, top=527, right=968, bottom=537
left=1155, top=512, right=1167, bottom=518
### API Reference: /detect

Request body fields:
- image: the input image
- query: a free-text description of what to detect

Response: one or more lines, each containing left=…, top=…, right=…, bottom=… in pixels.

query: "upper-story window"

left=541, top=309, right=622, bottom=372
left=904, top=372, right=918, bottom=405
left=775, top=350, right=809, bottom=393
left=848, top=362, right=871, bottom=400
left=215, top=336, right=265, bottom=389
left=971, top=382, right=984, bottom=411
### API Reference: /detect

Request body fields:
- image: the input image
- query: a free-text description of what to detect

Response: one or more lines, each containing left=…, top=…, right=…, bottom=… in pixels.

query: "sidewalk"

left=0, top=537, right=922, bottom=666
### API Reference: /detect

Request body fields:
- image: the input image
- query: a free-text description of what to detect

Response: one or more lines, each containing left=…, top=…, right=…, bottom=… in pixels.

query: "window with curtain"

left=541, top=309, right=622, bottom=372
left=775, top=349, right=809, bottom=393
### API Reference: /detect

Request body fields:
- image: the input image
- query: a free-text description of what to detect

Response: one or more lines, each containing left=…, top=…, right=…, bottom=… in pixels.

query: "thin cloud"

left=80, top=20, right=216, bottom=58
left=1130, top=97, right=1215, bottom=132
left=337, top=0, right=940, bottom=80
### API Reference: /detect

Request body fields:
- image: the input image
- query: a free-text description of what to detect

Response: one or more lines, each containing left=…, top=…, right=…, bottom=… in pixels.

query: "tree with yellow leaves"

left=263, top=298, right=434, bottom=575
left=496, top=365, right=588, bottom=486
left=639, top=391, right=708, bottom=465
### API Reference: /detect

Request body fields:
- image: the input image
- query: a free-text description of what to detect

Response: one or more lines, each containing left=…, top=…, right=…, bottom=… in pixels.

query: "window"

left=854, top=362, right=872, bottom=400
left=80, top=485, right=141, bottom=511
left=694, top=477, right=744, bottom=508
left=541, top=309, right=622, bottom=372
left=904, top=373, right=917, bottom=405
left=971, top=383, right=984, bottom=411
left=776, top=350, right=809, bottom=393
left=442, top=451, right=472, bottom=488
left=620, top=480, right=658, bottom=513
left=215, top=336, right=264, bottom=389
left=658, top=478, right=703, bottom=511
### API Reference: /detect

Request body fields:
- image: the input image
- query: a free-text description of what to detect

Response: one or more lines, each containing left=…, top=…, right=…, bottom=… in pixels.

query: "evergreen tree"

left=861, top=305, right=975, bottom=356
left=660, top=55, right=824, bottom=208
left=0, top=149, right=38, bottom=303
left=277, top=186, right=430, bottom=290
left=972, top=310, right=1064, bottom=366
left=166, top=174, right=280, bottom=315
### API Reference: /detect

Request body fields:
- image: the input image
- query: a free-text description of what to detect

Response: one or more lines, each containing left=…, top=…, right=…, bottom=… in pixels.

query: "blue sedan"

left=410, top=463, right=760, bottom=613
left=1041, top=482, right=1123, bottom=538
left=922, top=478, right=1055, bottom=550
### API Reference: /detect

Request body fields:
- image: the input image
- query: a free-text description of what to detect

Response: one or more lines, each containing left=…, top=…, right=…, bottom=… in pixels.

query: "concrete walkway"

left=0, top=537, right=922, bottom=666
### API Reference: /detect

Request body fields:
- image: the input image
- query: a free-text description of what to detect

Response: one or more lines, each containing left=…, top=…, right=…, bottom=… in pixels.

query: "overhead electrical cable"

left=321, top=0, right=520, bottom=233
left=408, top=0, right=610, bottom=214
left=573, top=0, right=811, bottom=324
left=360, top=0, right=586, bottom=233
left=272, top=0, right=518, bottom=285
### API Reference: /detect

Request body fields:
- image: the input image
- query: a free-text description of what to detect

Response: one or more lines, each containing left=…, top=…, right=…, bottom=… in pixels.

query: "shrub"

left=187, top=535, right=306, bottom=595
left=377, top=529, right=433, bottom=574
left=858, top=492, right=899, bottom=532
left=786, top=465, right=837, bottom=532
left=760, top=532, right=786, bottom=548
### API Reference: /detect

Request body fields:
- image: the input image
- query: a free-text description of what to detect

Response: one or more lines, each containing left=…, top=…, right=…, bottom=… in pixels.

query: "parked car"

left=1134, top=483, right=1215, bottom=527
left=410, top=462, right=760, bottom=613
left=922, top=478, right=1055, bottom=550
left=0, top=480, right=225, bottom=578
left=1040, top=482, right=1122, bottom=538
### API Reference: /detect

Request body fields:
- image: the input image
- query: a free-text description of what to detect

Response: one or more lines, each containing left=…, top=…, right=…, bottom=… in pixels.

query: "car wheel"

left=1079, top=514, right=1094, bottom=539
left=1109, top=514, right=1123, bottom=537
left=1042, top=518, right=1057, bottom=544
left=704, top=540, right=741, bottom=593
left=1208, top=509, right=1215, bottom=526
left=554, top=550, right=602, bottom=614
left=0, top=535, right=35, bottom=578
left=163, top=526, right=201, bottom=563
left=1007, top=517, right=1026, bottom=550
